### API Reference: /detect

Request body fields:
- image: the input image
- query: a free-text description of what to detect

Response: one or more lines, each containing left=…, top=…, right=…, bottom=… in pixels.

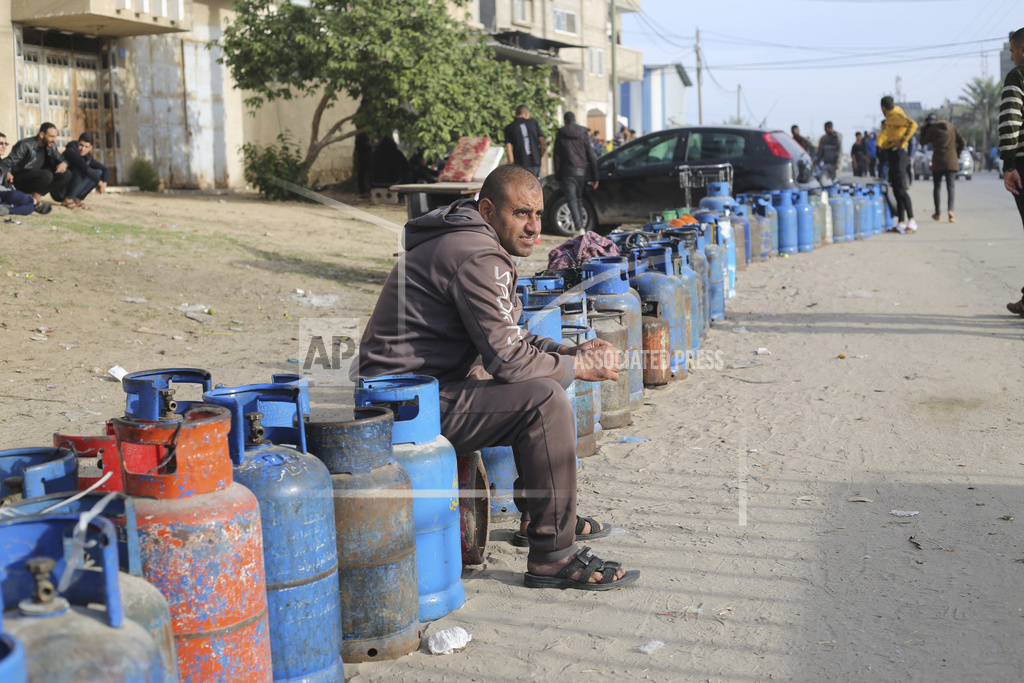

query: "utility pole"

left=611, top=0, right=618, bottom=137
left=696, top=27, right=703, bottom=125
left=737, top=84, right=741, bottom=125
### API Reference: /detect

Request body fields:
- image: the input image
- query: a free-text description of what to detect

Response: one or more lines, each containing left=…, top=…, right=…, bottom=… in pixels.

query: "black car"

left=542, top=125, right=819, bottom=236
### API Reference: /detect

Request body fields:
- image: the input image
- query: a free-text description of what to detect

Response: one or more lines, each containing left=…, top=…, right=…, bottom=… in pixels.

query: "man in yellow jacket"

left=878, top=96, right=919, bottom=233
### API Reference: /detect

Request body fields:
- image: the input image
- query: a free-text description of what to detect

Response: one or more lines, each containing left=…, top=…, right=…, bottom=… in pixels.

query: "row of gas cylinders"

left=0, top=369, right=493, bottom=682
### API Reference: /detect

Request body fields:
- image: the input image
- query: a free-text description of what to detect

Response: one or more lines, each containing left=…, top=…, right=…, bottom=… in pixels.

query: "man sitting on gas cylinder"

left=358, top=164, right=640, bottom=591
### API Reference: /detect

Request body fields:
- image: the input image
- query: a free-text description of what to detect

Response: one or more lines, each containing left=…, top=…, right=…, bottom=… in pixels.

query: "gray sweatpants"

left=439, top=373, right=578, bottom=564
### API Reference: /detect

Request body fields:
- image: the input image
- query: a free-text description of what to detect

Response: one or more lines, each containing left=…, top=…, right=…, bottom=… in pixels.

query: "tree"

left=957, top=76, right=1000, bottom=150
left=218, top=0, right=560, bottom=186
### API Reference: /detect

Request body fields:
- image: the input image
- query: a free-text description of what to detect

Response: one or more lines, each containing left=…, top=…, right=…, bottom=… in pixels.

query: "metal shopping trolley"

left=678, top=163, right=734, bottom=209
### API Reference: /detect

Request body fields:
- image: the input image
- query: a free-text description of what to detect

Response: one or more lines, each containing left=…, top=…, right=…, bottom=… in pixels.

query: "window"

left=554, top=9, right=577, bottom=34
left=687, top=132, right=746, bottom=161
left=587, top=47, right=604, bottom=76
left=513, top=0, right=532, bottom=24
left=616, top=133, right=681, bottom=169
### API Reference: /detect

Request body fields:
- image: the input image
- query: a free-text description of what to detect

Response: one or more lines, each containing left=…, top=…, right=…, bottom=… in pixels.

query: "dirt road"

left=3, top=176, right=1023, bottom=681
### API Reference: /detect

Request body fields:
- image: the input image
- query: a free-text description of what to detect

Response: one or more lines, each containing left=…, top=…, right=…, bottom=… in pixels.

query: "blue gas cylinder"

left=667, top=227, right=708, bottom=346
left=304, top=409, right=420, bottom=663
left=704, top=239, right=727, bottom=322
left=269, top=373, right=311, bottom=421
left=853, top=187, right=871, bottom=239
left=793, top=190, right=814, bottom=253
left=868, top=184, right=884, bottom=234
left=744, top=195, right=773, bottom=261
left=772, top=191, right=798, bottom=255
left=630, top=247, right=688, bottom=379
left=519, top=304, right=562, bottom=343
left=841, top=187, right=856, bottom=242
left=0, top=569, right=25, bottom=683
left=648, top=238, right=696, bottom=360
left=0, top=447, right=77, bottom=502
left=699, top=182, right=739, bottom=297
left=479, top=446, right=518, bottom=520
left=811, top=189, right=830, bottom=246
left=761, top=193, right=780, bottom=255
left=582, top=256, right=643, bottom=411
left=732, top=202, right=752, bottom=266
left=203, top=383, right=344, bottom=683
left=6, top=492, right=178, bottom=683
left=561, top=325, right=598, bottom=458
left=121, top=368, right=213, bottom=421
left=354, top=376, right=464, bottom=623
left=0, top=515, right=166, bottom=682
left=826, top=186, right=846, bottom=243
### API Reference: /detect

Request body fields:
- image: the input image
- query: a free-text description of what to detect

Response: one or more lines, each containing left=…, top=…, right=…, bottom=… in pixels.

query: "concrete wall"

left=0, top=0, right=17, bottom=142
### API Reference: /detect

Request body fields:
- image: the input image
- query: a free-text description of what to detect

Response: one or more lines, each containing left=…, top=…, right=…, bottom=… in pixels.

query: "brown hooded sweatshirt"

left=358, top=199, right=574, bottom=388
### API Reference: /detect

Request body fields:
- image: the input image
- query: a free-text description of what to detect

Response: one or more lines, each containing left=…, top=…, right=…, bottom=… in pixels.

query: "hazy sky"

left=620, top=0, right=1018, bottom=142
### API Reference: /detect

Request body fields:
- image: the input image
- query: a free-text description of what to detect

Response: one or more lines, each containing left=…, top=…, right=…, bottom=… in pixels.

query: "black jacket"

left=63, top=140, right=110, bottom=184
left=1, top=136, right=65, bottom=176
left=552, top=123, right=598, bottom=180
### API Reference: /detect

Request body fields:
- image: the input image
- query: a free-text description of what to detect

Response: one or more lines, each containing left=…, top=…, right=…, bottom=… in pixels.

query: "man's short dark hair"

left=78, top=132, right=94, bottom=145
left=38, top=122, right=56, bottom=135
left=791, top=124, right=799, bottom=131
left=1011, top=27, right=1024, bottom=47
left=824, top=121, right=833, bottom=129
left=515, top=104, right=529, bottom=116
left=479, top=164, right=541, bottom=210
left=880, top=96, right=895, bottom=110
left=564, top=111, right=576, bottom=125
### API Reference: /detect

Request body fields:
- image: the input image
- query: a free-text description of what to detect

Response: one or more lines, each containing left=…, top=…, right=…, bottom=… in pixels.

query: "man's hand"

left=590, top=181, right=599, bottom=190
left=1005, top=169, right=1022, bottom=196
left=572, top=341, right=621, bottom=382
left=97, top=180, right=107, bottom=194
left=5, top=172, right=12, bottom=184
left=55, top=162, right=67, bottom=174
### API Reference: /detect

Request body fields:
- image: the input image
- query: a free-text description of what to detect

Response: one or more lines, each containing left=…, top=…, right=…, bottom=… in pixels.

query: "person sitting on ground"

left=358, top=164, right=640, bottom=591
left=0, top=132, right=39, bottom=217
left=408, top=150, right=440, bottom=184
left=0, top=122, right=70, bottom=214
left=51, top=132, right=109, bottom=210
left=369, top=135, right=412, bottom=187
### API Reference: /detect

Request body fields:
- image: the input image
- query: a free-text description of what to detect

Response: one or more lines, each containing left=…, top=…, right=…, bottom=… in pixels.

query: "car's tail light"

left=763, top=133, right=792, bottom=159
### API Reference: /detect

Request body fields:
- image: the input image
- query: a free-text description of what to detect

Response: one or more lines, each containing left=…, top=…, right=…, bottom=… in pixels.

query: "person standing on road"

left=878, top=96, right=918, bottom=234
left=999, top=28, right=1024, bottom=316
left=815, top=122, right=842, bottom=184
left=552, top=111, right=599, bottom=233
left=919, top=113, right=965, bottom=223
left=358, top=164, right=640, bottom=591
left=866, top=131, right=878, bottom=177
left=851, top=132, right=868, bottom=177
left=503, top=105, right=546, bottom=178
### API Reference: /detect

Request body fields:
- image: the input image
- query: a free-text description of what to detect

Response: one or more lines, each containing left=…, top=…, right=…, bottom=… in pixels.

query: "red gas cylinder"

left=110, top=405, right=273, bottom=683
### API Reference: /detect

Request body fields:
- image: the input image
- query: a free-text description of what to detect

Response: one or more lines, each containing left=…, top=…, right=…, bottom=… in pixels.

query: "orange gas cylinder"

left=52, top=430, right=162, bottom=492
left=110, top=405, right=272, bottom=683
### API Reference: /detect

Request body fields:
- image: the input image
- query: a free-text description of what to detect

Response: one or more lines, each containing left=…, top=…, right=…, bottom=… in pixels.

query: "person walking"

left=552, top=111, right=599, bottom=233
left=878, top=96, right=918, bottom=233
left=503, top=105, right=546, bottom=177
left=1000, top=28, right=1024, bottom=315
left=919, top=113, right=965, bottom=223
left=815, top=122, right=842, bottom=184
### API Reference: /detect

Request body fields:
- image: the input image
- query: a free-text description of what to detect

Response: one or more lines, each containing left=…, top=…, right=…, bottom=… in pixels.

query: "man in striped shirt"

left=1001, top=28, right=1024, bottom=316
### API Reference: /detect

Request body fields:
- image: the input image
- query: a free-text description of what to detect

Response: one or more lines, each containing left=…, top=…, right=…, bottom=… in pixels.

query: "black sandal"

left=524, top=546, right=640, bottom=591
left=34, top=201, right=52, bottom=215
left=511, top=514, right=613, bottom=547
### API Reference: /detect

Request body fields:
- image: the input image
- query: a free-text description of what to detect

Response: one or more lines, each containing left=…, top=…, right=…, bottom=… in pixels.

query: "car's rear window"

left=768, top=131, right=807, bottom=158
left=687, top=132, right=746, bottom=161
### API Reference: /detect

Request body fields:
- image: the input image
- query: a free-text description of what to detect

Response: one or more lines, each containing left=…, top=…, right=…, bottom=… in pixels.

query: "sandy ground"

left=3, top=174, right=1024, bottom=681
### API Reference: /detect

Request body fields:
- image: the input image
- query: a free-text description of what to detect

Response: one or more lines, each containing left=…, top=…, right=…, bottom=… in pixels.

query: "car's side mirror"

left=602, top=159, right=616, bottom=175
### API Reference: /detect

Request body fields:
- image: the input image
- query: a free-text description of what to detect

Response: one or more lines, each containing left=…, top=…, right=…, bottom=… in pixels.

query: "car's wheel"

left=544, top=195, right=594, bottom=237
left=966, top=174, right=972, bottom=181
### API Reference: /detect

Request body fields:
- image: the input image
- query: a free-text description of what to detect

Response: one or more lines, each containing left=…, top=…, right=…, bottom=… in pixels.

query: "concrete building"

left=1, top=0, right=355, bottom=189
left=478, top=0, right=644, bottom=139
left=620, top=63, right=692, bottom=136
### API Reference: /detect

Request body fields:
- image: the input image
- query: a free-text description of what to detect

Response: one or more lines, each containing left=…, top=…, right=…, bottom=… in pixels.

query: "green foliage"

left=956, top=76, right=1001, bottom=148
left=241, top=133, right=313, bottom=201
left=218, top=0, right=560, bottom=172
left=127, top=158, right=160, bottom=192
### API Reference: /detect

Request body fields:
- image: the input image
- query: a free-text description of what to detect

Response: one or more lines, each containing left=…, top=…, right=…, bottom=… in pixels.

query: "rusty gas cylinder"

left=641, top=301, right=672, bottom=386
left=110, top=405, right=272, bottom=683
